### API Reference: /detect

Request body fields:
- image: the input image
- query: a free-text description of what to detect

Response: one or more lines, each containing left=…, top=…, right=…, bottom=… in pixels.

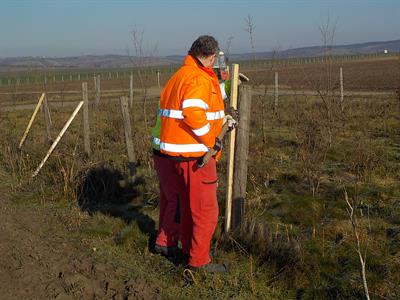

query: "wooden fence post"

left=82, top=82, right=91, bottom=157
left=232, top=84, right=252, bottom=230
left=95, top=75, right=101, bottom=106
left=340, top=67, right=344, bottom=111
left=129, top=72, right=134, bottom=107
left=43, top=94, right=52, bottom=143
left=274, top=71, right=279, bottom=109
left=120, top=96, right=136, bottom=182
left=157, top=70, right=160, bottom=88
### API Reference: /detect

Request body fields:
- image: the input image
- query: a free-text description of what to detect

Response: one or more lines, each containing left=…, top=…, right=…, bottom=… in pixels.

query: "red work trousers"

left=179, top=158, right=219, bottom=267
left=154, top=155, right=181, bottom=247
left=154, top=155, right=219, bottom=267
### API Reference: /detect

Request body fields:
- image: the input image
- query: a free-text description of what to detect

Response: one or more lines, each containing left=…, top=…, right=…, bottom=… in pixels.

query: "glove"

left=213, top=137, right=223, bottom=152
left=224, top=115, right=238, bottom=132
left=226, top=106, right=239, bottom=122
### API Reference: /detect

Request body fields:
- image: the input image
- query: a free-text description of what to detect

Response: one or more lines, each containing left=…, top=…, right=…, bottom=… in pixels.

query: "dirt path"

left=0, top=174, right=159, bottom=299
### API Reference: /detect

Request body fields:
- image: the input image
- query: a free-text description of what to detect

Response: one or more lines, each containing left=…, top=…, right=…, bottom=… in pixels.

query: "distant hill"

left=0, top=39, right=398, bottom=70
left=0, top=55, right=179, bottom=71
left=230, top=39, right=400, bottom=60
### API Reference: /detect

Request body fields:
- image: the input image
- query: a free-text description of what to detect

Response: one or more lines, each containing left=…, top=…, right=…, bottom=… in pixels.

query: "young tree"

left=244, top=14, right=256, bottom=61
left=128, top=27, right=159, bottom=130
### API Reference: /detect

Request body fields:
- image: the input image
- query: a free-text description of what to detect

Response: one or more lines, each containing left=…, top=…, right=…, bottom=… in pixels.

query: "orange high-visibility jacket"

left=159, top=55, right=226, bottom=158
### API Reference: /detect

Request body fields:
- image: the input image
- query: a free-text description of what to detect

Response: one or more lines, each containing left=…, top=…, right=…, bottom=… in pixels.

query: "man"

left=154, top=35, right=233, bottom=273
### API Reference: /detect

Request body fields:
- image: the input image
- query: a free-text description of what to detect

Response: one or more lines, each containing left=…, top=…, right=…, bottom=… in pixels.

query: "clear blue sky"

left=1, top=0, right=399, bottom=57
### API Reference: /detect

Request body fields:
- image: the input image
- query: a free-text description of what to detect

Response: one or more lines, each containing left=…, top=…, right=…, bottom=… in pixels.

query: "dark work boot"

left=154, top=244, right=181, bottom=258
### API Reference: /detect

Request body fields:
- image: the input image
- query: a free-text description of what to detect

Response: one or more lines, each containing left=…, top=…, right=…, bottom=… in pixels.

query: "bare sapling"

left=244, top=14, right=256, bottom=62
left=129, top=27, right=159, bottom=131
left=225, top=35, right=234, bottom=58
left=316, top=14, right=342, bottom=146
left=344, top=189, right=370, bottom=300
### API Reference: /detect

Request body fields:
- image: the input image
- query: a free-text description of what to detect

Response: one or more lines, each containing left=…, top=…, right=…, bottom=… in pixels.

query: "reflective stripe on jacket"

left=159, top=55, right=225, bottom=158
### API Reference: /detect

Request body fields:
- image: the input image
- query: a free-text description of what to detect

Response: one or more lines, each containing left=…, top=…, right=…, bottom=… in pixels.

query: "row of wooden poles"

left=17, top=74, right=253, bottom=232
left=0, top=70, right=162, bottom=88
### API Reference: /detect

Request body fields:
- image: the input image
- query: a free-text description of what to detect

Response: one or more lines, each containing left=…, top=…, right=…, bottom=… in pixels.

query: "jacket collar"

left=183, top=55, right=218, bottom=80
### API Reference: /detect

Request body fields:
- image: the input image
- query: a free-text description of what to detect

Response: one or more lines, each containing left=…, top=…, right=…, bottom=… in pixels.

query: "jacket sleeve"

left=181, top=78, right=215, bottom=148
left=151, top=102, right=161, bottom=150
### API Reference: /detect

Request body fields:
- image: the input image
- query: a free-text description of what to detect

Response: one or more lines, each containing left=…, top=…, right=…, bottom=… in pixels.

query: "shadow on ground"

left=75, top=165, right=157, bottom=251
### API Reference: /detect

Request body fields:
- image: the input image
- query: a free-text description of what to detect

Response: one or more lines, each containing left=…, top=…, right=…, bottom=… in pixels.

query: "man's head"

left=188, top=35, right=219, bottom=67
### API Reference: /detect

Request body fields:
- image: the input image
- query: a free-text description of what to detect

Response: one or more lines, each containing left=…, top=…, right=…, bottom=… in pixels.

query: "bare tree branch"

left=344, top=189, right=370, bottom=300
left=244, top=14, right=256, bottom=61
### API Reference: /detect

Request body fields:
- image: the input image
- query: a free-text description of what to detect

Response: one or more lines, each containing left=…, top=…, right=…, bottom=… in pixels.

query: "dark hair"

left=188, top=35, right=219, bottom=58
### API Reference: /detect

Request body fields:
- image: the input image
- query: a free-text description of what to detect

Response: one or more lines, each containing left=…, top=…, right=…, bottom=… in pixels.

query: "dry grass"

left=1, top=60, right=400, bottom=298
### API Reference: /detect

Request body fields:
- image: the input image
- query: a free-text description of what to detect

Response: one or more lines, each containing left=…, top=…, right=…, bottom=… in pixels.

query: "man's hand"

left=224, top=115, right=238, bottom=132
left=226, top=106, right=239, bottom=122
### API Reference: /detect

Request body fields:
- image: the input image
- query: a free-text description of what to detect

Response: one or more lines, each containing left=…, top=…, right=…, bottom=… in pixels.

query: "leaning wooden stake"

left=82, top=82, right=91, bottom=157
left=19, top=93, right=46, bottom=149
left=120, top=96, right=136, bottom=183
left=232, top=84, right=252, bottom=230
left=32, top=101, right=84, bottom=178
left=225, top=63, right=240, bottom=233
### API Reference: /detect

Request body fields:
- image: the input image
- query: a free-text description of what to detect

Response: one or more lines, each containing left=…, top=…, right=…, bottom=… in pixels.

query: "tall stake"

left=19, top=93, right=46, bottom=149
left=129, top=73, right=134, bottom=107
left=232, top=84, right=252, bottom=230
left=42, top=94, right=52, bottom=143
left=95, top=75, right=101, bottom=106
left=120, top=96, right=136, bottom=183
left=82, top=82, right=91, bottom=157
left=225, top=63, right=240, bottom=233
left=340, top=67, right=344, bottom=111
left=274, top=71, right=279, bottom=109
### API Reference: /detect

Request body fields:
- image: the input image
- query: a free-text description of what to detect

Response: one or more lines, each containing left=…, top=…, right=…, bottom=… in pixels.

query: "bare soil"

left=0, top=174, right=160, bottom=300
